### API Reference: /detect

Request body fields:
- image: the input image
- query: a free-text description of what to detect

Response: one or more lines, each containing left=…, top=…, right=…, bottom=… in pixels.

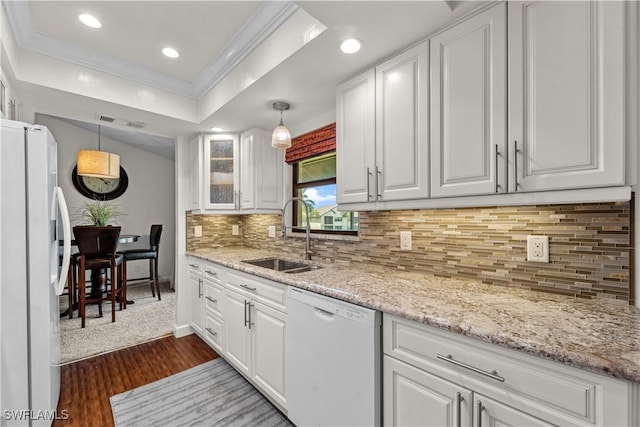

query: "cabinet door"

left=384, top=356, right=472, bottom=427
left=336, top=69, right=376, bottom=204
left=189, top=273, right=203, bottom=335
left=376, top=41, right=429, bottom=201
left=203, top=134, right=240, bottom=209
left=251, top=301, right=287, bottom=410
left=224, top=288, right=251, bottom=376
left=240, top=132, right=255, bottom=210
left=431, top=4, right=507, bottom=197
left=508, top=1, right=625, bottom=192
left=254, top=129, right=283, bottom=210
left=475, top=394, right=555, bottom=427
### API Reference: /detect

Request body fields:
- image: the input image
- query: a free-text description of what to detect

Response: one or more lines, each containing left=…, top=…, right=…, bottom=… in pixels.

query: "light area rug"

left=59, top=281, right=175, bottom=364
left=110, top=357, right=293, bottom=427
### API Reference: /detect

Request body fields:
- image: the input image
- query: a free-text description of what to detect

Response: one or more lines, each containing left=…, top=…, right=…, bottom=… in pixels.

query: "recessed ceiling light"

left=209, top=127, right=224, bottom=132
left=162, top=47, right=180, bottom=59
left=340, top=38, right=361, bottom=54
left=78, top=13, right=102, bottom=29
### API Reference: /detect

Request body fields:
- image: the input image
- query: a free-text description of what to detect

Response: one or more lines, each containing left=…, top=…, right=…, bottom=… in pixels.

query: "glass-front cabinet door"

left=203, top=134, right=240, bottom=210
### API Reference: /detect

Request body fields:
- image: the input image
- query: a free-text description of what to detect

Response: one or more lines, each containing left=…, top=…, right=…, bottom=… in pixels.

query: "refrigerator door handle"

left=54, top=186, right=71, bottom=296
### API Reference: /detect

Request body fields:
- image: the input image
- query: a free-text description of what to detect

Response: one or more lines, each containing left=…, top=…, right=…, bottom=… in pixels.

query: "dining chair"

left=73, top=226, right=125, bottom=328
left=119, top=224, right=163, bottom=302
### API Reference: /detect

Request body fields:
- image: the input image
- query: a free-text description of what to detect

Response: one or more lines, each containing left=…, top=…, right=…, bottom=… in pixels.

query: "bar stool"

left=119, top=224, right=163, bottom=302
left=73, top=226, right=125, bottom=328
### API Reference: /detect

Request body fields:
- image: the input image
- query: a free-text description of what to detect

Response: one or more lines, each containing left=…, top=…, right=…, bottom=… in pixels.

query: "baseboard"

left=173, top=323, right=194, bottom=338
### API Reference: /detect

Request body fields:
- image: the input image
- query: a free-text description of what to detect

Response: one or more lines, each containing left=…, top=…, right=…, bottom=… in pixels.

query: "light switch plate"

left=232, top=225, right=239, bottom=235
left=400, top=231, right=412, bottom=251
left=268, top=225, right=276, bottom=238
left=527, top=235, right=549, bottom=262
left=194, top=225, right=202, bottom=237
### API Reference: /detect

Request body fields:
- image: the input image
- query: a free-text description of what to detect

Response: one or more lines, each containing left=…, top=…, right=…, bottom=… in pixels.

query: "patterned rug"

left=59, top=281, right=175, bottom=363
left=110, top=358, right=293, bottom=427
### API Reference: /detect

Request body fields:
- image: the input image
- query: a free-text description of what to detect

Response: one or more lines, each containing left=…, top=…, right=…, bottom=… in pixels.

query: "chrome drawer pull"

left=205, top=296, right=217, bottom=303
left=456, top=392, right=462, bottom=427
left=205, top=270, right=217, bottom=276
left=240, top=284, right=257, bottom=292
left=189, top=263, right=199, bottom=268
left=205, top=327, right=217, bottom=337
left=477, top=400, right=484, bottom=427
left=436, top=354, right=505, bottom=382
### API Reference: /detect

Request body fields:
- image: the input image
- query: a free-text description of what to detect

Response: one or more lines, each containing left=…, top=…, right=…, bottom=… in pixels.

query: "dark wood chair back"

left=73, top=226, right=121, bottom=256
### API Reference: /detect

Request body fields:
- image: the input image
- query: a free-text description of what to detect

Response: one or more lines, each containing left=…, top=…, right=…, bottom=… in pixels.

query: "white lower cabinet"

left=383, top=314, right=634, bottom=427
left=223, top=273, right=288, bottom=411
left=187, top=259, right=204, bottom=335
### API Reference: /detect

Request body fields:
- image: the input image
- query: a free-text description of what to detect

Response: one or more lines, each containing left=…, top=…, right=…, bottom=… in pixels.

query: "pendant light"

left=77, top=124, right=120, bottom=179
left=271, top=101, right=291, bottom=149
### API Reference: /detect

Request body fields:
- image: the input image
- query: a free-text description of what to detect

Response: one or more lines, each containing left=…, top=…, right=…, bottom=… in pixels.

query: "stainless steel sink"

left=242, top=257, right=320, bottom=274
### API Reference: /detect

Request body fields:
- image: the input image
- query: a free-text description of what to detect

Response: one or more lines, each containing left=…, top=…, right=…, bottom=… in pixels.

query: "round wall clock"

left=71, top=165, right=129, bottom=200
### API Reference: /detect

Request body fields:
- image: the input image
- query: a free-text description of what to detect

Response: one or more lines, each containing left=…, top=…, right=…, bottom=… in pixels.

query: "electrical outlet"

left=232, top=225, right=239, bottom=236
left=400, top=231, right=412, bottom=251
left=268, top=226, right=276, bottom=238
left=527, top=235, right=549, bottom=263
left=194, top=225, right=202, bottom=237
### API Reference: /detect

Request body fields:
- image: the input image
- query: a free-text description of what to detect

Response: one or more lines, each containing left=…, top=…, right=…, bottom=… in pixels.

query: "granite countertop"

left=187, top=247, right=640, bottom=383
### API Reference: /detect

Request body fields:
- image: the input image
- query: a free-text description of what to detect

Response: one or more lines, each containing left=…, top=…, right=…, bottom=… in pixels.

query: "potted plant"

left=81, top=200, right=121, bottom=226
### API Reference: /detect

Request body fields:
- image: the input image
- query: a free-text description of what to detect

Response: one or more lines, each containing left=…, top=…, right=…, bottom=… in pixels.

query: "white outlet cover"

left=527, top=235, right=549, bottom=263
left=268, top=225, right=276, bottom=238
left=194, top=225, right=202, bottom=237
left=400, top=231, right=412, bottom=251
left=232, top=225, right=239, bottom=235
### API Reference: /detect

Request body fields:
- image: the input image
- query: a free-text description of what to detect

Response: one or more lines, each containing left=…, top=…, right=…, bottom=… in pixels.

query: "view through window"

left=292, top=153, right=358, bottom=234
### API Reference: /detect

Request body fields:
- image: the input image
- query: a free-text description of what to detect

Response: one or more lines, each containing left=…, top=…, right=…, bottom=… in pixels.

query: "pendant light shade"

left=77, top=124, right=120, bottom=179
left=271, top=101, right=291, bottom=150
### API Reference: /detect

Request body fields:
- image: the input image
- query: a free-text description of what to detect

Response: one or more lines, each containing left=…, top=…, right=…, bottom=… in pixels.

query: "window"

left=292, top=152, right=358, bottom=235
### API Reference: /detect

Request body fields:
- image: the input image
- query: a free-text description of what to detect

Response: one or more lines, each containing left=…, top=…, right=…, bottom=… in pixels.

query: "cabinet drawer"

left=204, top=279, right=224, bottom=318
left=384, top=315, right=607, bottom=425
left=226, top=271, right=287, bottom=312
left=202, top=262, right=224, bottom=284
left=204, top=311, right=223, bottom=354
left=187, top=258, right=203, bottom=275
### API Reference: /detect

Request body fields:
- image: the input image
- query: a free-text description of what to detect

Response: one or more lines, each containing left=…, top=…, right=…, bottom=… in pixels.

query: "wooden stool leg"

left=67, top=264, right=74, bottom=319
left=149, top=259, right=156, bottom=297
left=122, top=260, right=127, bottom=310
left=154, top=257, right=161, bottom=301
left=110, top=262, right=116, bottom=323
left=79, top=258, right=86, bottom=328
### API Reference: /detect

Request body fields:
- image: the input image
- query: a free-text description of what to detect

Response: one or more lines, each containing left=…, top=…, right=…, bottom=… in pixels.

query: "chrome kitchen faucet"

left=282, top=197, right=312, bottom=260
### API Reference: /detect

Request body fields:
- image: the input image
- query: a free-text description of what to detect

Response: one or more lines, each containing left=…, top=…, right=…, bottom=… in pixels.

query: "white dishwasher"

left=287, top=287, right=381, bottom=427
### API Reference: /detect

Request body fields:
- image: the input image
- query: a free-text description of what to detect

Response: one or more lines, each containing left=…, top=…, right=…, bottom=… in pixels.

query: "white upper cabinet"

left=336, top=69, right=376, bottom=205
left=508, top=0, right=625, bottom=192
left=376, top=43, right=430, bottom=201
left=203, top=134, right=240, bottom=210
left=430, top=3, right=507, bottom=198
left=337, top=41, right=429, bottom=207
left=193, top=130, right=283, bottom=212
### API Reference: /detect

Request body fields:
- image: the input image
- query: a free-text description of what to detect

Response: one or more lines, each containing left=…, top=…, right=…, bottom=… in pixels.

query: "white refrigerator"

left=0, top=119, right=71, bottom=426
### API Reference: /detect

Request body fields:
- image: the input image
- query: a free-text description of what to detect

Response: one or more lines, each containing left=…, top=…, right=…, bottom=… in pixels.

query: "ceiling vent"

left=98, top=114, right=115, bottom=123
left=97, top=114, right=146, bottom=129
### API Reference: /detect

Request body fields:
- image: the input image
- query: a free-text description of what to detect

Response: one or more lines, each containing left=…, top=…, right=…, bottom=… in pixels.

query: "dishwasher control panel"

left=290, top=287, right=379, bottom=327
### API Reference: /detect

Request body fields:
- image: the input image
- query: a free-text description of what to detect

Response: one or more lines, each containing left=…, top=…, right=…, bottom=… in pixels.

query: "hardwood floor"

left=54, top=334, right=219, bottom=427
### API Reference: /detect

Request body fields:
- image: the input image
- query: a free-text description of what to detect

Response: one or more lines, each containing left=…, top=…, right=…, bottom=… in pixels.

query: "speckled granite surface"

left=187, top=247, right=640, bottom=383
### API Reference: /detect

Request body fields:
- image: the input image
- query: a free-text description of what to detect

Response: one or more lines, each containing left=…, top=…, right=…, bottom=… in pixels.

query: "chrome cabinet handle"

left=376, top=166, right=382, bottom=200
left=436, top=354, right=505, bottom=382
left=456, top=392, right=462, bottom=427
left=366, top=167, right=372, bottom=201
left=240, top=284, right=257, bottom=292
left=248, top=302, right=254, bottom=330
left=513, top=140, right=519, bottom=191
left=198, top=278, right=203, bottom=298
left=477, top=400, right=484, bottom=427
left=494, top=144, right=500, bottom=193
left=189, top=263, right=199, bottom=268
left=244, top=300, right=249, bottom=327
left=205, top=327, right=217, bottom=337
left=205, top=296, right=217, bottom=303
left=205, top=270, right=217, bottom=276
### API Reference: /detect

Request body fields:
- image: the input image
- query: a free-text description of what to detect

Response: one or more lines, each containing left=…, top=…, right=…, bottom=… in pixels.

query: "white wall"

left=35, top=114, right=176, bottom=283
